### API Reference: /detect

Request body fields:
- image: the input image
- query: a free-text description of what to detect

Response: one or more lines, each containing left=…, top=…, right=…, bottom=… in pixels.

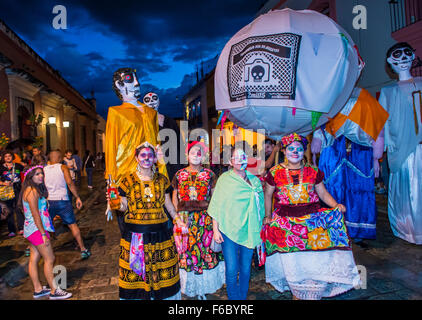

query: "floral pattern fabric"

left=173, top=168, right=223, bottom=274
left=23, top=197, right=55, bottom=238
left=266, top=164, right=323, bottom=206
left=262, top=207, right=351, bottom=255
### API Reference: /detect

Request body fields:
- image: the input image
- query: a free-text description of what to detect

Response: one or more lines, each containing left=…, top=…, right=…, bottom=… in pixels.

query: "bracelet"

left=41, top=233, right=46, bottom=236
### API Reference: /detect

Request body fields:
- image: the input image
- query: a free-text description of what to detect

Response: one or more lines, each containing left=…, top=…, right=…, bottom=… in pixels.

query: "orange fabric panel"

left=325, top=113, right=348, bottom=138
left=347, top=89, right=389, bottom=140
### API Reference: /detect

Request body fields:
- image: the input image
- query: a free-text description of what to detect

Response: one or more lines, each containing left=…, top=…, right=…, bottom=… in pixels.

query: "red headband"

left=185, top=141, right=209, bottom=155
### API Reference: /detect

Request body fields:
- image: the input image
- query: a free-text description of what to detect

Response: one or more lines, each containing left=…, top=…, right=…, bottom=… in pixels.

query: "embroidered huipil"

left=266, top=163, right=324, bottom=217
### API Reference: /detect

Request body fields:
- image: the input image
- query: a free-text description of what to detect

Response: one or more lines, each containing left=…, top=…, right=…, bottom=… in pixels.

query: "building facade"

left=0, top=19, right=104, bottom=155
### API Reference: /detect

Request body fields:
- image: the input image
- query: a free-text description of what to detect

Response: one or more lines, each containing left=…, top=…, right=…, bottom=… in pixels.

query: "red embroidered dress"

left=266, top=163, right=324, bottom=217
left=263, top=163, right=351, bottom=254
left=172, top=168, right=224, bottom=274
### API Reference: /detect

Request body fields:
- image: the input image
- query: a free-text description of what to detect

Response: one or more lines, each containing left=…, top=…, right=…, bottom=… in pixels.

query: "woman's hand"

left=42, top=234, right=50, bottom=247
left=213, top=228, right=224, bottom=244
left=335, top=204, right=346, bottom=213
left=175, top=215, right=187, bottom=230
left=263, top=216, right=272, bottom=225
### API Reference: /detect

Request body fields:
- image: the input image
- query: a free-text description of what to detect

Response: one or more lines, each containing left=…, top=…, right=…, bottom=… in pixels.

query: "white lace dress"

left=265, top=249, right=361, bottom=300
left=180, top=262, right=225, bottom=297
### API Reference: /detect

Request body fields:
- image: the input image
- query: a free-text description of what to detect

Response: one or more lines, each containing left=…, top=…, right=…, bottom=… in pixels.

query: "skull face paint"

left=116, top=71, right=141, bottom=102
left=136, top=147, right=156, bottom=169
left=387, top=44, right=415, bottom=75
left=285, top=141, right=304, bottom=165
left=188, top=145, right=203, bottom=166
left=232, top=149, right=248, bottom=171
left=143, top=92, right=160, bottom=111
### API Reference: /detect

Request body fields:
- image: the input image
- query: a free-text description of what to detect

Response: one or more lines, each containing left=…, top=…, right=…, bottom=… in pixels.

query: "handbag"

left=0, top=184, right=15, bottom=201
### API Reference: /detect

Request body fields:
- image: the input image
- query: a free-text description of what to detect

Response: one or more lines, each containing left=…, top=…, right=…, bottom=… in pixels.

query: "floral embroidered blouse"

left=265, top=163, right=325, bottom=217
left=23, top=197, right=55, bottom=238
left=172, top=168, right=216, bottom=212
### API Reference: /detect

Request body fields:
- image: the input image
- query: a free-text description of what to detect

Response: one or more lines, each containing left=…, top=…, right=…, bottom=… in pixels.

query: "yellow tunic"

left=105, top=102, right=167, bottom=185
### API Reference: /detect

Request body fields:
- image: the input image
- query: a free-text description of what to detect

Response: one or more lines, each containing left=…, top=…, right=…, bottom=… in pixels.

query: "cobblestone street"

left=0, top=171, right=421, bottom=300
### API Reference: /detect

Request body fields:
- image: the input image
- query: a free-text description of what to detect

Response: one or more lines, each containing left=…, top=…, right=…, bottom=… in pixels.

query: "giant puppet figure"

left=379, top=42, right=422, bottom=245
left=105, top=68, right=167, bottom=186
left=143, top=92, right=183, bottom=183
left=214, top=9, right=362, bottom=139
left=311, top=86, right=389, bottom=243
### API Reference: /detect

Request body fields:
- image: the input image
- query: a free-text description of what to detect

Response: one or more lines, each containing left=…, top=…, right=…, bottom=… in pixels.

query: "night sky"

left=0, top=0, right=264, bottom=119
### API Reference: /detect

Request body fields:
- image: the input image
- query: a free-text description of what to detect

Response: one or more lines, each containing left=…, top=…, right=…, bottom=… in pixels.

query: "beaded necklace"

left=136, top=171, right=154, bottom=202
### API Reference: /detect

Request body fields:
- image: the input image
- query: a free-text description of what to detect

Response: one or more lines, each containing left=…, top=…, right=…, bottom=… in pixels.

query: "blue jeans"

left=221, top=232, right=254, bottom=300
left=86, top=168, right=94, bottom=187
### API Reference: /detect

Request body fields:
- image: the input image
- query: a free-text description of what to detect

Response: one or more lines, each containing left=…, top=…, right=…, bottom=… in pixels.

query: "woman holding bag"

left=0, top=150, right=24, bottom=237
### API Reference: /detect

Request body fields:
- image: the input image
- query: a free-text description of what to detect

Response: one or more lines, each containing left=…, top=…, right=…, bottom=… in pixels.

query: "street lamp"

left=48, top=116, right=56, bottom=124
left=63, top=121, right=70, bottom=128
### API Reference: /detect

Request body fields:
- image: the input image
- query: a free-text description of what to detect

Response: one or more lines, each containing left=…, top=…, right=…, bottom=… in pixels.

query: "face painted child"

left=231, top=149, right=248, bottom=171
left=285, top=141, right=305, bottom=165
left=188, top=145, right=204, bottom=166
left=136, top=147, right=156, bottom=169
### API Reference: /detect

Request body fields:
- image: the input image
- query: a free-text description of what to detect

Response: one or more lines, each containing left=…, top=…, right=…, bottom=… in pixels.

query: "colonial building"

left=0, top=19, right=104, bottom=155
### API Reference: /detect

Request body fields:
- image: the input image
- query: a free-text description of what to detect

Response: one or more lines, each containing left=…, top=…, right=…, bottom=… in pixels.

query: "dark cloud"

left=0, top=0, right=264, bottom=119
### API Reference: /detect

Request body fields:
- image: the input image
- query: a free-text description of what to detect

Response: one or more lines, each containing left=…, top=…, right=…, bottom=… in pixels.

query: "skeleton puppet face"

left=113, top=68, right=141, bottom=102
left=143, top=92, right=160, bottom=111
left=387, top=43, right=415, bottom=75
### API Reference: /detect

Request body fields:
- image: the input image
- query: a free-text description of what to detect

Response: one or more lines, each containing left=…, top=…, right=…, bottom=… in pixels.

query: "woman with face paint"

left=207, top=142, right=265, bottom=300
left=19, top=165, right=72, bottom=299
left=171, top=141, right=224, bottom=300
left=111, top=142, right=183, bottom=300
left=262, top=133, right=360, bottom=300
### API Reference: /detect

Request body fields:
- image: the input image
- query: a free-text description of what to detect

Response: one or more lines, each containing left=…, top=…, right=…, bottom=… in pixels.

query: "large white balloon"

left=214, top=9, right=362, bottom=140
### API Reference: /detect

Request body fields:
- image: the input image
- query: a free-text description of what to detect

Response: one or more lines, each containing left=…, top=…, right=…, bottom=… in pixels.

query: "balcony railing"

left=389, top=0, right=422, bottom=33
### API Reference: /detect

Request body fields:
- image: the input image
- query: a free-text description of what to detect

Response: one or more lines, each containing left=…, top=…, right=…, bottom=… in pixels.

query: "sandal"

left=81, top=249, right=91, bottom=260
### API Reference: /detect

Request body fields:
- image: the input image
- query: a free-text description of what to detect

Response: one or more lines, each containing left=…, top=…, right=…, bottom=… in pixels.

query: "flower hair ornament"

left=281, top=133, right=308, bottom=150
left=135, top=141, right=157, bottom=155
left=23, top=165, right=44, bottom=179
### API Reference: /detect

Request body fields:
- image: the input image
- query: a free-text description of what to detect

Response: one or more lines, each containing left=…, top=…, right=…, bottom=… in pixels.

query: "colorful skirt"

left=177, top=210, right=224, bottom=273
left=119, top=222, right=180, bottom=300
left=176, top=210, right=225, bottom=297
left=261, top=207, right=351, bottom=260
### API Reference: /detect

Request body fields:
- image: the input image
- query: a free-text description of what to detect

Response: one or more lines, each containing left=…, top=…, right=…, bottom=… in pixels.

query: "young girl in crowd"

left=19, top=165, right=72, bottom=299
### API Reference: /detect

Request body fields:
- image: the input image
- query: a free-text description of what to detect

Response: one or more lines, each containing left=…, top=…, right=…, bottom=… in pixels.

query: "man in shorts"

left=44, top=150, right=91, bottom=259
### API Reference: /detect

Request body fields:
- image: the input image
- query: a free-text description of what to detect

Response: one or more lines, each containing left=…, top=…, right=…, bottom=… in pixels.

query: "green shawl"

left=207, top=170, right=265, bottom=249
